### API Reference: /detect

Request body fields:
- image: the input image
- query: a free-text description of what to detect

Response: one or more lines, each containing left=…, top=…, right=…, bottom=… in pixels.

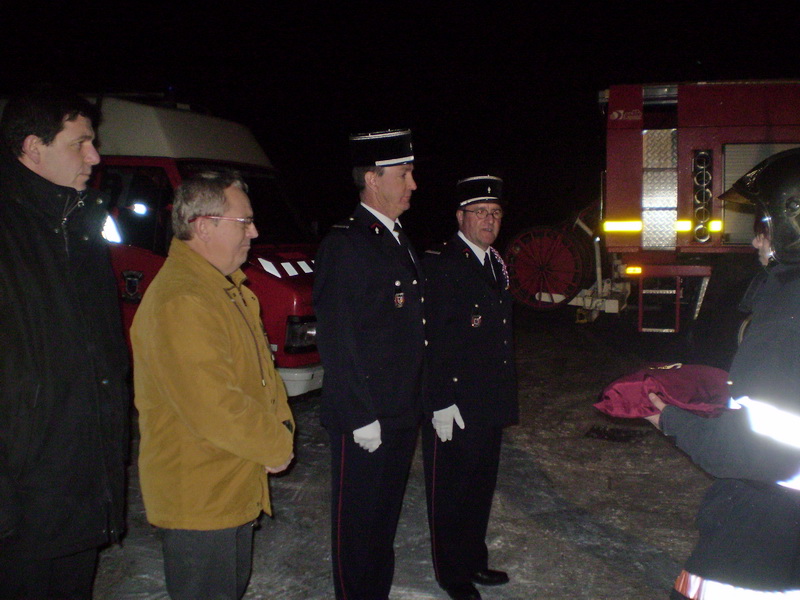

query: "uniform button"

left=54, top=227, right=60, bottom=234
left=422, top=318, right=426, bottom=325
left=503, top=319, right=507, bottom=324
left=395, top=280, right=401, bottom=286
left=424, top=340, right=429, bottom=346
left=421, top=296, right=425, bottom=303
left=82, top=235, right=89, bottom=241
left=96, top=197, right=104, bottom=205
left=412, top=279, right=418, bottom=285
left=504, top=340, right=508, bottom=345
left=452, top=377, right=458, bottom=382
left=100, top=378, right=110, bottom=385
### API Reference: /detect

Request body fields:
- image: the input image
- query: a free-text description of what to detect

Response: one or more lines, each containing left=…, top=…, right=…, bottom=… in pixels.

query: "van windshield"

left=178, top=161, right=315, bottom=245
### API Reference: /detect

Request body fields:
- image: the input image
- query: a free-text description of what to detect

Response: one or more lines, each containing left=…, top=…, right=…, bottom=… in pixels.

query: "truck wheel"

left=504, top=226, right=590, bottom=310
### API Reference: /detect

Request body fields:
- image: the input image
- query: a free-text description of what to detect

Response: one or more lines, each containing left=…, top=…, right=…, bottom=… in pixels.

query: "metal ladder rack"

left=637, top=265, right=711, bottom=333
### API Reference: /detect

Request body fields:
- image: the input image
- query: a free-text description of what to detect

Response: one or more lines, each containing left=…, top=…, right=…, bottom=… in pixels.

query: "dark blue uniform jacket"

left=422, top=234, right=518, bottom=428
left=313, top=205, right=425, bottom=433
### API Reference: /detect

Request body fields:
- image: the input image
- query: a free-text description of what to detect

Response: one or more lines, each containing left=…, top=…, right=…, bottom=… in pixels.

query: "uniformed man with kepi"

left=422, top=175, right=518, bottom=600
left=313, top=128, right=425, bottom=600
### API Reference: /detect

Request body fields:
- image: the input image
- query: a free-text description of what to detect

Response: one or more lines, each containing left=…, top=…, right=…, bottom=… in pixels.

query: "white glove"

left=353, top=420, right=382, bottom=452
left=432, top=404, right=465, bottom=442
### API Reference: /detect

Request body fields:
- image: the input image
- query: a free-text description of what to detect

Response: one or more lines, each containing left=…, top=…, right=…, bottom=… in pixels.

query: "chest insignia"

left=471, top=304, right=482, bottom=327
left=394, top=279, right=405, bottom=308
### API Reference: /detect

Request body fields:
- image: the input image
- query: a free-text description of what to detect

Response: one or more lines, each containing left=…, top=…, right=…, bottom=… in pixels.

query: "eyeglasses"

left=461, top=207, right=504, bottom=219
left=188, top=215, right=256, bottom=226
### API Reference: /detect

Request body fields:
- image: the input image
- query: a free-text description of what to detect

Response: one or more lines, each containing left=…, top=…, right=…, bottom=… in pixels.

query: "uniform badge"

left=394, top=280, right=405, bottom=308
left=371, top=222, right=383, bottom=235
left=471, top=304, right=482, bottom=327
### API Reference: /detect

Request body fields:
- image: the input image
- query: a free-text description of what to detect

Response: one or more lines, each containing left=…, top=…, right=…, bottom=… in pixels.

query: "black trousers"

left=159, top=522, right=255, bottom=600
left=422, top=422, right=502, bottom=586
left=329, top=427, right=418, bottom=600
left=0, top=546, right=98, bottom=600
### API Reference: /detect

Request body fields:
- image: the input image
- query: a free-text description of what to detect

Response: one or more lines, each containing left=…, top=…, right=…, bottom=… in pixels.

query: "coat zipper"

left=229, top=287, right=268, bottom=387
left=60, top=191, right=118, bottom=541
left=60, top=193, right=85, bottom=255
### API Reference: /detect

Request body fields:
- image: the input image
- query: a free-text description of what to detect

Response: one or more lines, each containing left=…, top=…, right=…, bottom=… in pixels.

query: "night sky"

left=3, top=2, right=800, bottom=248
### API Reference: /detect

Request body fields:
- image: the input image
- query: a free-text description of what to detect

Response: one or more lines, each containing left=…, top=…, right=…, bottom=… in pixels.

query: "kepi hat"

left=457, top=175, right=504, bottom=208
left=349, top=129, right=414, bottom=167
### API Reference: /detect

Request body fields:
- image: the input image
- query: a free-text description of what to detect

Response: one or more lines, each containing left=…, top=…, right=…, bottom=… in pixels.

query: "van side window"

left=100, top=167, right=174, bottom=254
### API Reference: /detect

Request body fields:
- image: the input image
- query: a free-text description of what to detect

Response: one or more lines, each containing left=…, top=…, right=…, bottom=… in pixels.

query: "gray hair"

left=172, top=170, right=248, bottom=240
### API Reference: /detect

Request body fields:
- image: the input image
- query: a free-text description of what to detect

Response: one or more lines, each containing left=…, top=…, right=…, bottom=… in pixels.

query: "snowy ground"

left=94, top=306, right=728, bottom=600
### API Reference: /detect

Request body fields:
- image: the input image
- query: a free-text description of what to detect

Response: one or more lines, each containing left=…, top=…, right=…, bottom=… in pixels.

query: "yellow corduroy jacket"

left=131, top=238, right=294, bottom=530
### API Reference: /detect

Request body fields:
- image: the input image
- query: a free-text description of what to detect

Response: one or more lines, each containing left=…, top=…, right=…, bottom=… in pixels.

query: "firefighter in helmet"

left=646, top=148, right=800, bottom=598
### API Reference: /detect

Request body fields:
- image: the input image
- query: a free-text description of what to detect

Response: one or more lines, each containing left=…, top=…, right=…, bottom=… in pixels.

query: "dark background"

left=3, top=2, right=799, bottom=249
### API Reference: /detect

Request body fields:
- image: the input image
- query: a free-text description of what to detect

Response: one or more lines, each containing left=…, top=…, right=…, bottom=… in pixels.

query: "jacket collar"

left=167, top=237, right=247, bottom=289
left=456, top=230, right=488, bottom=264
left=0, top=150, right=85, bottom=223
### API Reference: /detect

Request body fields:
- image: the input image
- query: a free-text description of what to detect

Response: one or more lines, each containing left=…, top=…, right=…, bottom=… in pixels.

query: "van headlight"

left=285, top=316, right=317, bottom=353
left=102, top=214, right=122, bottom=243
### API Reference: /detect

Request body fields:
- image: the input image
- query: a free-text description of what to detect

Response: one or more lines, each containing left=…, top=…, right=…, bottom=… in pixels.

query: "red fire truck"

left=505, top=80, right=800, bottom=332
left=90, top=96, right=322, bottom=396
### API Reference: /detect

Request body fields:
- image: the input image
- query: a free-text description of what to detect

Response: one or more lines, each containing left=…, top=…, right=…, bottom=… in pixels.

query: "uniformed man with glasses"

left=422, top=175, right=518, bottom=600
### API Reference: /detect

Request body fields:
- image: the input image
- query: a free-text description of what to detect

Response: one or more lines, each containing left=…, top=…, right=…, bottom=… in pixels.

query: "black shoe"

left=440, top=581, right=482, bottom=600
left=471, top=568, right=509, bottom=586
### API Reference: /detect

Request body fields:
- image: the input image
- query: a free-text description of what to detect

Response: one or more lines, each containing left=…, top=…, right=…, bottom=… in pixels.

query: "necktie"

left=393, top=222, right=405, bottom=247
left=393, top=223, right=417, bottom=271
left=484, top=253, right=497, bottom=283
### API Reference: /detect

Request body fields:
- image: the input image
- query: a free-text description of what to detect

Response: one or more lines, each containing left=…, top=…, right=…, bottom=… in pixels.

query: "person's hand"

left=644, top=392, right=667, bottom=430
left=265, top=452, right=294, bottom=474
left=353, top=420, right=381, bottom=452
left=432, top=404, right=465, bottom=442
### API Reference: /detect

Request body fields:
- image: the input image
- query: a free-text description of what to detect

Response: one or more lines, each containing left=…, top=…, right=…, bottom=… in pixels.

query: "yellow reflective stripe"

left=603, top=220, right=642, bottom=232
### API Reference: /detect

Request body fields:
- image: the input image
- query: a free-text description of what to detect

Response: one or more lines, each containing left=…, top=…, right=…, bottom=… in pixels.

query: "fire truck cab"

left=506, top=81, right=800, bottom=332
left=81, top=95, right=321, bottom=396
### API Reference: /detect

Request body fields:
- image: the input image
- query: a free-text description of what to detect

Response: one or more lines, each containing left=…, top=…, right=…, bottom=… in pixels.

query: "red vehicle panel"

left=93, top=96, right=322, bottom=395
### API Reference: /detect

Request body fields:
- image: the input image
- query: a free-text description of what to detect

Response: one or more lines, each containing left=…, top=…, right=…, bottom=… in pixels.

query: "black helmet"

left=722, top=148, right=800, bottom=264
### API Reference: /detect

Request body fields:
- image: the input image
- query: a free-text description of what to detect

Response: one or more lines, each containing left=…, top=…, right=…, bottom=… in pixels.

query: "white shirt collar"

left=458, top=231, right=488, bottom=264
left=361, top=203, right=399, bottom=236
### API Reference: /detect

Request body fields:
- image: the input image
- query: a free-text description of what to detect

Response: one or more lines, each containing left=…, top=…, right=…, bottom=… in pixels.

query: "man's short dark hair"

left=0, top=87, right=100, bottom=158
left=352, top=165, right=385, bottom=191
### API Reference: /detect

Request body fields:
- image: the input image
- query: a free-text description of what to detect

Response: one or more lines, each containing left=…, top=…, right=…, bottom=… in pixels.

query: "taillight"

left=284, top=316, right=317, bottom=354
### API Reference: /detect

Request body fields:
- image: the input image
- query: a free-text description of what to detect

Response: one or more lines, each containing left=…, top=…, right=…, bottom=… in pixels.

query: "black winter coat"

left=422, top=235, right=518, bottom=428
left=0, top=154, right=130, bottom=558
left=661, top=263, right=800, bottom=591
left=313, top=205, right=425, bottom=433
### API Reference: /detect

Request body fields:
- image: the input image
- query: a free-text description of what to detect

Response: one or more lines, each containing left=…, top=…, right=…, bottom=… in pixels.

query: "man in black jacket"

left=313, top=129, right=424, bottom=600
left=0, top=89, right=130, bottom=599
left=646, top=149, right=800, bottom=598
left=422, top=176, right=518, bottom=600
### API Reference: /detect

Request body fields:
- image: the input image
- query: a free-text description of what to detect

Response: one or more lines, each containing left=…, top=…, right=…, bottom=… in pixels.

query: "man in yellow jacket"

left=131, top=170, right=295, bottom=600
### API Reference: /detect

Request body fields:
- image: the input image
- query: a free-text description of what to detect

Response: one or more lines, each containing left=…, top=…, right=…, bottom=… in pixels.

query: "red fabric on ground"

left=595, top=363, right=730, bottom=419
